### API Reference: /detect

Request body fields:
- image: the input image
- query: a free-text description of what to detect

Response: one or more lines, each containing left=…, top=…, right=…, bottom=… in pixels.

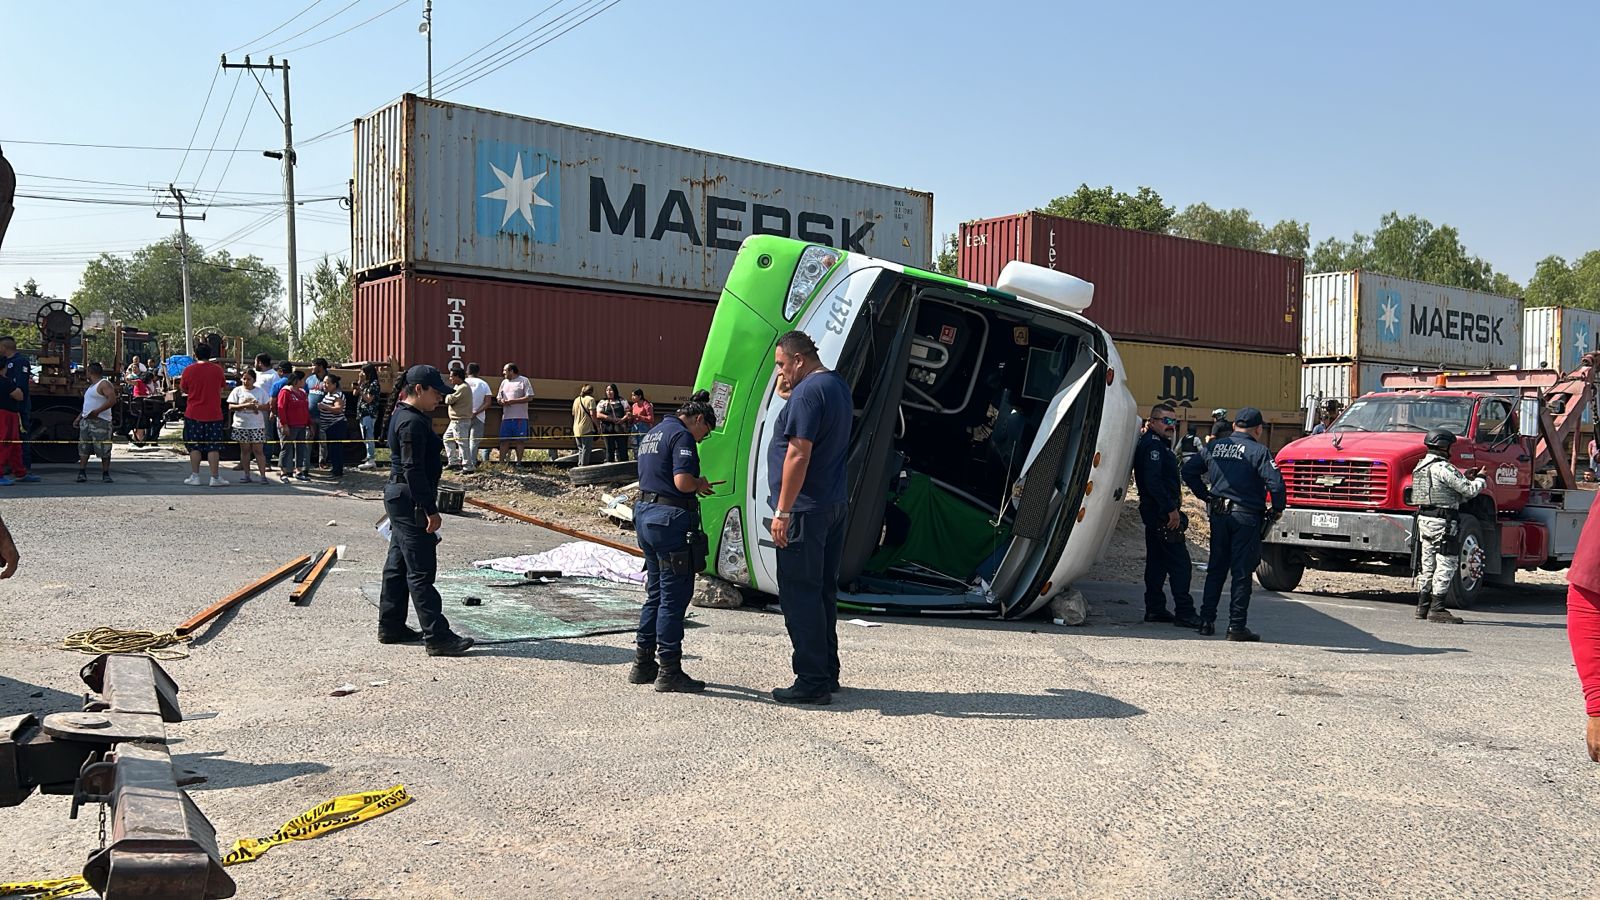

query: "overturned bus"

left=692, top=235, right=1138, bottom=619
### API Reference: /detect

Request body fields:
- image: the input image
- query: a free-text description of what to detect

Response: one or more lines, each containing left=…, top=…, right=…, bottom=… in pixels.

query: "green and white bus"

left=693, top=235, right=1138, bottom=619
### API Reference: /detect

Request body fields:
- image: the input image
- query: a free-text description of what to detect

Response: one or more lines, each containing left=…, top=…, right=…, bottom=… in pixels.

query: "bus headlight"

left=717, top=506, right=749, bottom=582
left=784, top=246, right=840, bottom=319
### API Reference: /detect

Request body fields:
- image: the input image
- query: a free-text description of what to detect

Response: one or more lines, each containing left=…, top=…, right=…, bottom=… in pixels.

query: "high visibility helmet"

left=1424, top=427, right=1456, bottom=451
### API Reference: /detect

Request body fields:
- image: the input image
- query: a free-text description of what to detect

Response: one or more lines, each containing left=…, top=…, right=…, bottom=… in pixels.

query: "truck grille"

left=1280, top=459, right=1389, bottom=507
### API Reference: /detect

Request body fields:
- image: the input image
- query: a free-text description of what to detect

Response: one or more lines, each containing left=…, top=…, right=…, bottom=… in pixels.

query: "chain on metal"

left=98, top=798, right=108, bottom=851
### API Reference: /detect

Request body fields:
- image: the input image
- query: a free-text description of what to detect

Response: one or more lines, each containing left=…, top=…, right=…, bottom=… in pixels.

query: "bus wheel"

left=1256, top=544, right=1304, bottom=593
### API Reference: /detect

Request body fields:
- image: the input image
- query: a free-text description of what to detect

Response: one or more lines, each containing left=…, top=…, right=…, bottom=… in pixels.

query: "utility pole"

left=421, top=0, right=434, bottom=98
left=157, top=185, right=205, bottom=356
left=222, top=54, right=299, bottom=360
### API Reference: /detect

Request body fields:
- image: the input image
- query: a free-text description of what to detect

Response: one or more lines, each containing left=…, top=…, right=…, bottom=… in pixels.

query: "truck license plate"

left=1311, top=513, right=1340, bottom=529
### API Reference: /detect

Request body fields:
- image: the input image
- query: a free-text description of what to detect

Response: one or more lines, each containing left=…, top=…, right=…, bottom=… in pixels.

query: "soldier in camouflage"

left=1411, top=427, right=1487, bottom=624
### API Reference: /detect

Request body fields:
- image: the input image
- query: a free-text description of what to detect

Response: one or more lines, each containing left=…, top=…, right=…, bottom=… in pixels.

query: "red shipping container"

left=958, top=212, right=1301, bottom=354
left=353, top=272, right=714, bottom=387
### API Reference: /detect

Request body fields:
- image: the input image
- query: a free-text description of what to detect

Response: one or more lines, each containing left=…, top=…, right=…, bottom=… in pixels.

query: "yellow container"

left=1115, top=341, right=1302, bottom=414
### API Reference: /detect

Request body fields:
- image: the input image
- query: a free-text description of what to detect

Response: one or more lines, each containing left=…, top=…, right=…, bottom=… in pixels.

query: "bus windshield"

left=1332, top=395, right=1473, bottom=434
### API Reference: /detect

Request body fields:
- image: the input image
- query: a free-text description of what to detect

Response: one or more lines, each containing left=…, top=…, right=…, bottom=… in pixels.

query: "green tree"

left=1169, top=203, right=1309, bottom=258
left=1039, top=184, right=1174, bottom=233
left=934, top=232, right=959, bottom=277
left=1308, top=212, right=1520, bottom=297
left=71, top=232, right=285, bottom=358
left=1526, top=251, right=1600, bottom=310
left=299, top=256, right=354, bottom=363
left=13, top=278, right=40, bottom=298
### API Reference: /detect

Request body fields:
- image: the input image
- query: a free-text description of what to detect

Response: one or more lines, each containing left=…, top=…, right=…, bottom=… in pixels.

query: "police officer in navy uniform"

left=1182, top=407, right=1285, bottom=641
left=629, top=399, right=717, bottom=692
left=1133, top=403, right=1201, bottom=627
left=378, top=365, right=474, bottom=657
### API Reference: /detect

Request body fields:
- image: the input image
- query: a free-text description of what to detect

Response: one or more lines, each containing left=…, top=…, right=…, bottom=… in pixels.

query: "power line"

left=226, top=0, right=326, bottom=55
left=436, top=0, right=622, bottom=97
left=433, top=0, right=612, bottom=96
left=173, top=65, right=223, bottom=184
left=419, top=0, right=565, bottom=87
left=17, top=192, right=343, bottom=208
left=255, top=0, right=366, bottom=55
left=190, top=72, right=245, bottom=191
left=278, top=0, right=411, bottom=55
left=202, top=83, right=262, bottom=202
left=0, top=139, right=260, bottom=153
left=295, top=0, right=577, bottom=148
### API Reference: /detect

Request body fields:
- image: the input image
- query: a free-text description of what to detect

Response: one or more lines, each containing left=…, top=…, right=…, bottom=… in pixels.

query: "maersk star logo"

left=1376, top=291, right=1402, bottom=341
left=475, top=141, right=559, bottom=243
left=1575, top=323, right=1591, bottom=361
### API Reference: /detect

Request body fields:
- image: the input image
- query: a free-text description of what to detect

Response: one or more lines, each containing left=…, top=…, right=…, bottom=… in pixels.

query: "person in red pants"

left=0, top=369, right=26, bottom=485
left=1567, top=501, right=1600, bottom=761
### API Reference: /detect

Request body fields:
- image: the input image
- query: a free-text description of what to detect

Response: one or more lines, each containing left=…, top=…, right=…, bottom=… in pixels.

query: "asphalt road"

left=0, top=455, right=1594, bottom=898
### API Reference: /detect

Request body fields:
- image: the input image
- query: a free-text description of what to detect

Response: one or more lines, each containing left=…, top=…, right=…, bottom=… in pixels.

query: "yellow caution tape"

left=0, top=784, right=411, bottom=899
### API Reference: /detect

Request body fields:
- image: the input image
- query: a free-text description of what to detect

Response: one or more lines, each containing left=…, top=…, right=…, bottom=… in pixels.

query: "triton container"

left=957, top=212, right=1301, bottom=354
left=352, top=272, right=714, bottom=388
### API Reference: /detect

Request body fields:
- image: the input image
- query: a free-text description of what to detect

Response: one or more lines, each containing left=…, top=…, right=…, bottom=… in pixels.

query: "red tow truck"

left=1258, top=355, right=1599, bottom=606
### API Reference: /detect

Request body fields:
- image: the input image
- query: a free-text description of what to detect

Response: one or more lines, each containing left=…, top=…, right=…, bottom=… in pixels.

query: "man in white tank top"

left=76, top=361, right=116, bottom=483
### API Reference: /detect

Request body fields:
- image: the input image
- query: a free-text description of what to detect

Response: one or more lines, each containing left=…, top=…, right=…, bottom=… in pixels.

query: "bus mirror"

left=1519, top=399, right=1540, bottom=438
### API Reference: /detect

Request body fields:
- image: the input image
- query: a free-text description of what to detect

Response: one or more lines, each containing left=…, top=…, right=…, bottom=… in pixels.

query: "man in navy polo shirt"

left=767, top=330, right=854, bottom=705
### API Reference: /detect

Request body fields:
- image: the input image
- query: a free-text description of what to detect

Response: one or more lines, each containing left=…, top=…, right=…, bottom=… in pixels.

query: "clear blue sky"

left=2, top=0, right=1595, bottom=305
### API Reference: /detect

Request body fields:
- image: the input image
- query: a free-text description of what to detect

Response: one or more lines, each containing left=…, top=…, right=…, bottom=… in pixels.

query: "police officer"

left=1182, top=407, right=1285, bottom=641
left=1133, top=403, right=1200, bottom=627
left=1412, top=428, right=1486, bottom=624
left=1209, top=408, right=1233, bottom=443
left=377, top=365, right=473, bottom=657
left=629, top=399, right=718, bottom=692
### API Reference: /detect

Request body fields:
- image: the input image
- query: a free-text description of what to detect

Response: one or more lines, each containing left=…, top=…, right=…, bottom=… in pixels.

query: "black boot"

left=654, top=656, right=705, bottom=693
left=627, top=646, right=659, bottom=685
left=1415, top=590, right=1431, bottom=620
left=1428, top=591, right=1464, bottom=624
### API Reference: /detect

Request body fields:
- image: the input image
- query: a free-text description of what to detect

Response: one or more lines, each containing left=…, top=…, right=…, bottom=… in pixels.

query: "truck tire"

left=1450, top=516, right=1488, bottom=609
left=569, top=460, right=637, bottom=486
left=1256, top=544, right=1304, bottom=593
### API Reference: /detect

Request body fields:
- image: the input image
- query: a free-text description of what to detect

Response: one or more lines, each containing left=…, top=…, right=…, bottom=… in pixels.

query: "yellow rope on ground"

left=61, top=626, right=191, bottom=660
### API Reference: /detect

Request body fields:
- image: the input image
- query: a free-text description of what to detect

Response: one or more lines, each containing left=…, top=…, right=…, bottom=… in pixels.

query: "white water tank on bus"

left=996, top=261, right=1094, bottom=314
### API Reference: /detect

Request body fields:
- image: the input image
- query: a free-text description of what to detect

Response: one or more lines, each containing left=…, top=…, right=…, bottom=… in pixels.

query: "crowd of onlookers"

left=0, top=339, right=670, bottom=487
left=437, top=361, right=660, bottom=472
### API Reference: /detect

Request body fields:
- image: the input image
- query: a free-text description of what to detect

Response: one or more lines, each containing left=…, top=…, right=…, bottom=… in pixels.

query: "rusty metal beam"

left=81, top=742, right=235, bottom=899
left=174, top=555, right=312, bottom=637
left=289, top=546, right=338, bottom=605
left=464, top=497, right=644, bottom=557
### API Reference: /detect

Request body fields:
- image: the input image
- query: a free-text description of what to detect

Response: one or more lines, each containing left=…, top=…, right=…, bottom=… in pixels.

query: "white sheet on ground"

left=474, top=541, right=645, bottom=585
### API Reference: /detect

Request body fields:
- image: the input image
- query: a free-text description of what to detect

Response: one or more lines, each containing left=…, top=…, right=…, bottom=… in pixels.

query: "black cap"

left=1233, top=407, right=1264, bottom=428
left=405, top=364, right=450, bottom=395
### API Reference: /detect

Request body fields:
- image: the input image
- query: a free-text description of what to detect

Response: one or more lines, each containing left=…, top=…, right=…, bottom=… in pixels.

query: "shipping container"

left=1523, top=306, right=1600, bottom=373
left=1300, top=361, right=1410, bottom=407
left=353, top=272, right=714, bottom=387
left=1302, top=271, right=1522, bottom=368
left=1116, top=341, right=1300, bottom=414
left=353, top=94, right=934, bottom=297
left=957, top=212, right=1301, bottom=354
